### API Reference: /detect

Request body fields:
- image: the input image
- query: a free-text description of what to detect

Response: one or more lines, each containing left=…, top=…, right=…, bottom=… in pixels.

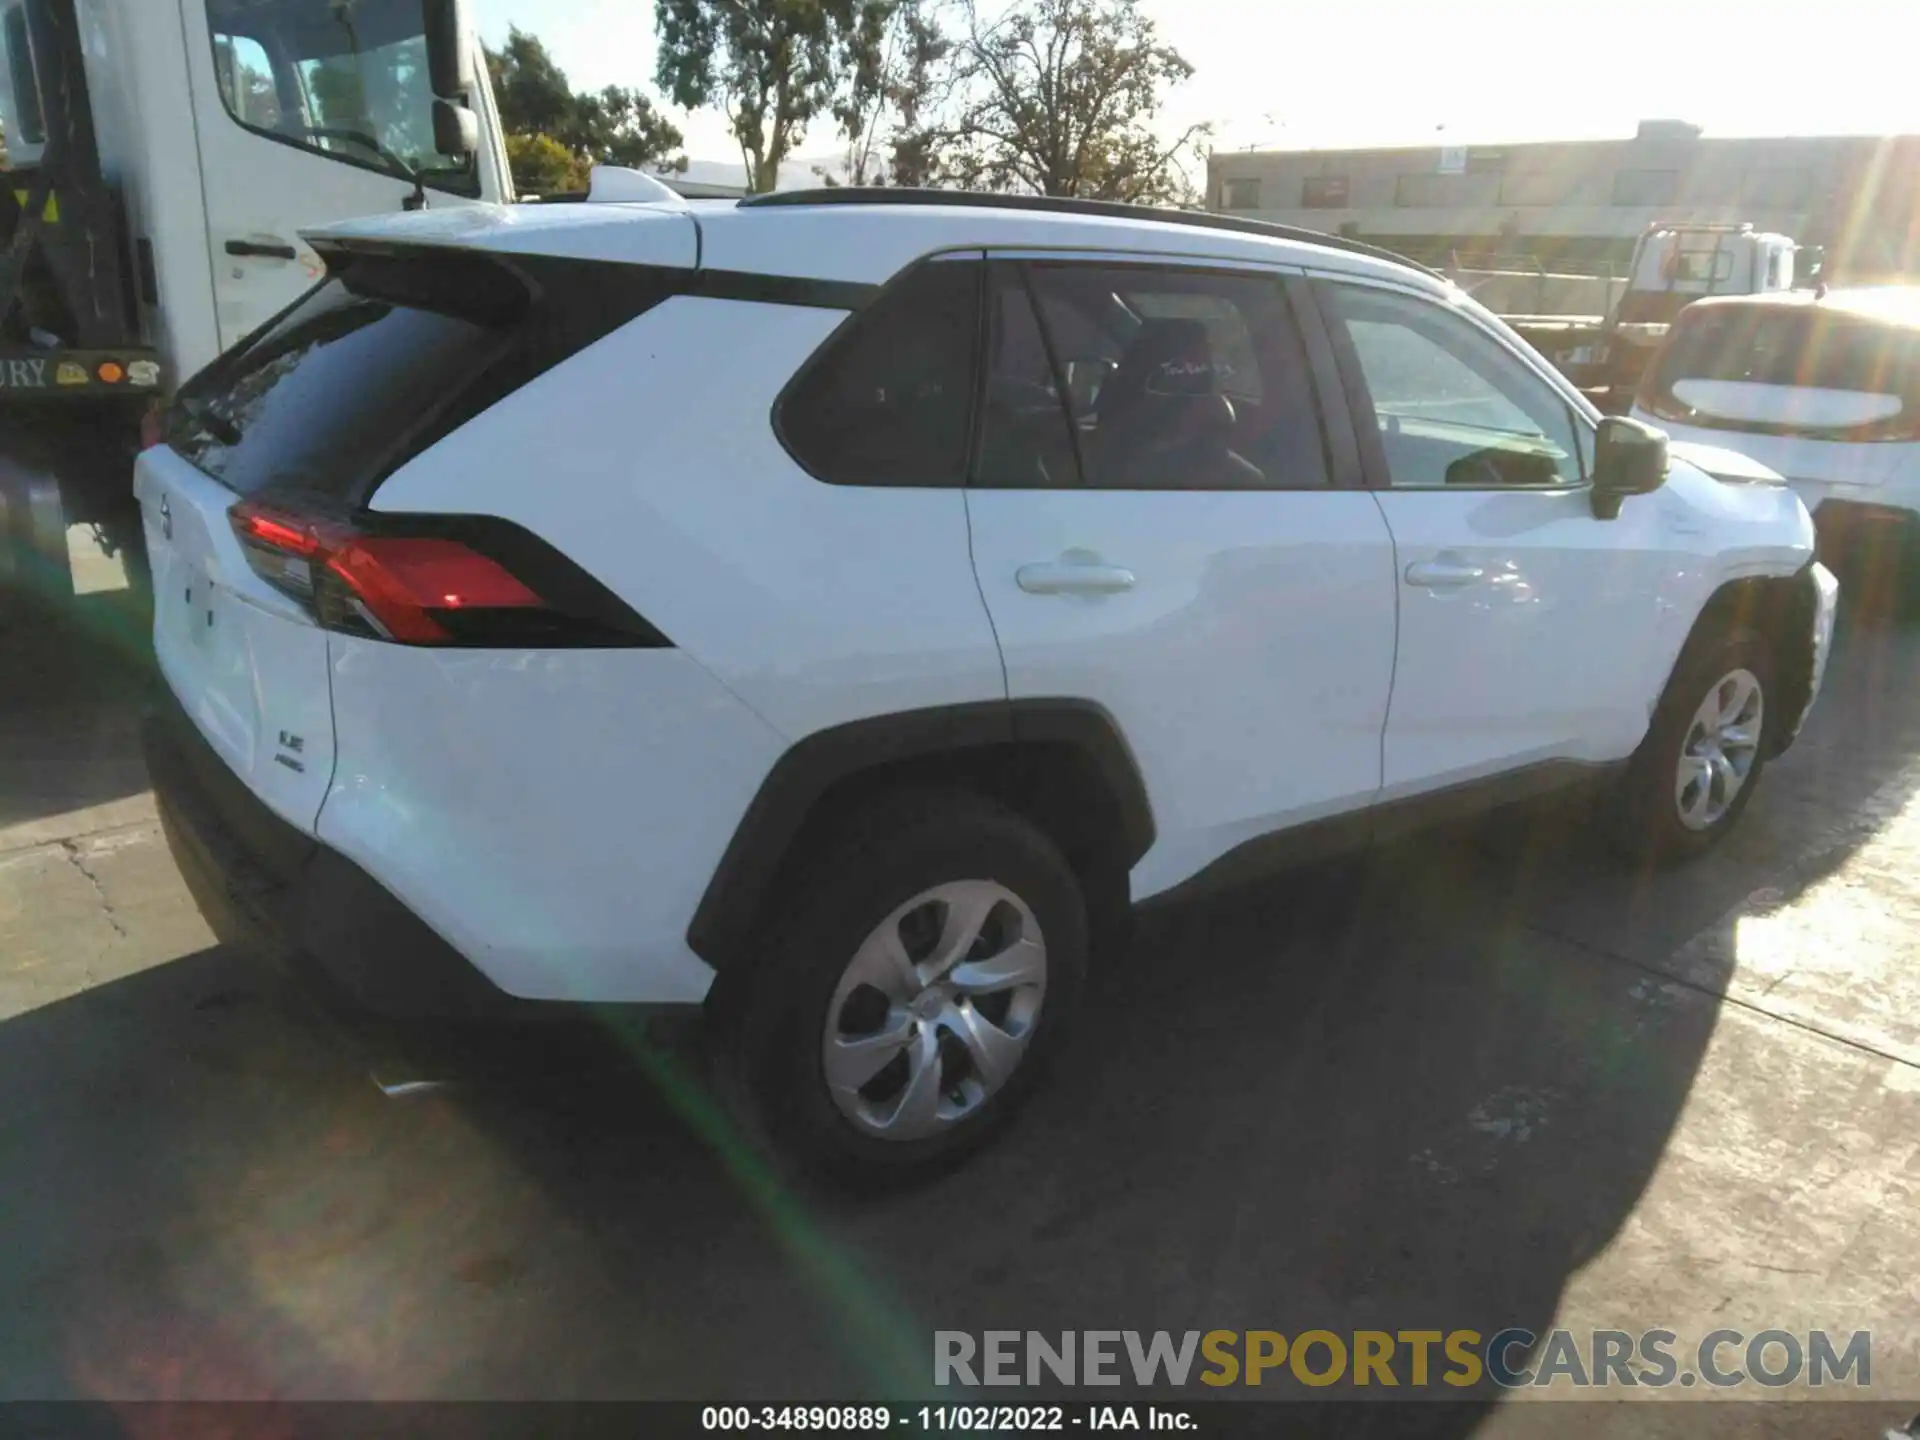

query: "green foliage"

left=487, top=26, right=686, bottom=192
left=831, top=0, right=951, bottom=186
left=506, top=132, right=591, bottom=195
left=654, top=0, right=891, bottom=193
left=932, top=0, right=1206, bottom=205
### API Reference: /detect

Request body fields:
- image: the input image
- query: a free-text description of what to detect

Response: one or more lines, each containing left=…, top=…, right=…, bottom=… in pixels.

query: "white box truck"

left=0, top=0, right=511, bottom=594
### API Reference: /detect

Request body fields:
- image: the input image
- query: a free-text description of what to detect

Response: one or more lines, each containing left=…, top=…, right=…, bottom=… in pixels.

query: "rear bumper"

left=145, top=689, right=559, bottom=1020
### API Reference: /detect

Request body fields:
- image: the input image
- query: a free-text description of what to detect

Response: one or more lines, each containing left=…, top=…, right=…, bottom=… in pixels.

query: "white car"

left=139, top=188, right=1838, bottom=1183
left=1633, top=286, right=1920, bottom=599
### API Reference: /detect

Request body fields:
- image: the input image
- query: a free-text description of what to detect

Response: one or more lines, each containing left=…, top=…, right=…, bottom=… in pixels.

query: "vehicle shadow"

left=0, top=582, right=156, bottom=831
left=5, top=609, right=1917, bottom=1430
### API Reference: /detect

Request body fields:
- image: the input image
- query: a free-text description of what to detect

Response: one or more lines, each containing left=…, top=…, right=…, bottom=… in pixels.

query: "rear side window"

left=168, top=248, right=676, bottom=500
left=1646, top=303, right=1920, bottom=440
left=778, top=259, right=983, bottom=486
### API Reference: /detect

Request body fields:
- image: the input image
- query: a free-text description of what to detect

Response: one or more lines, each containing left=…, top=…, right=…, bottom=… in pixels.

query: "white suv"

left=1633, top=287, right=1920, bottom=604
left=138, top=188, right=1838, bottom=1183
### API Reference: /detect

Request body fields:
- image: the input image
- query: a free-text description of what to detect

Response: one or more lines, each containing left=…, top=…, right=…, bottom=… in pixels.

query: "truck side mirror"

left=433, top=98, right=479, bottom=160
left=423, top=0, right=477, bottom=99
left=1591, top=415, right=1668, bottom=520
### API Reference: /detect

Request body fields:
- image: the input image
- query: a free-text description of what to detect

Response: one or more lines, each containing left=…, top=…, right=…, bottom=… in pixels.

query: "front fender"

left=1633, top=454, right=1819, bottom=752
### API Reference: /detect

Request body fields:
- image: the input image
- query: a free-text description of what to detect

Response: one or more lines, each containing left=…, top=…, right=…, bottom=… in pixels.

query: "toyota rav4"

left=139, top=185, right=1839, bottom=1184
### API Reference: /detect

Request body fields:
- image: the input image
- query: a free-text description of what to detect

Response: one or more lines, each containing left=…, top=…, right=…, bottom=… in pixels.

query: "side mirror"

left=423, top=0, right=477, bottom=99
left=433, top=98, right=479, bottom=159
left=1591, top=415, right=1668, bottom=520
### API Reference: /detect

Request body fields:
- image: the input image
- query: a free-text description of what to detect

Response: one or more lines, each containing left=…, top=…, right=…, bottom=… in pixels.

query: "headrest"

left=1139, top=320, right=1222, bottom=397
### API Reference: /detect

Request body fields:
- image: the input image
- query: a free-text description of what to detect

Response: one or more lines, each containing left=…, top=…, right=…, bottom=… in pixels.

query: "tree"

left=654, top=0, right=893, bottom=194
left=933, top=0, right=1206, bottom=205
left=487, top=27, right=685, bottom=191
left=489, top=27, right=575, bottom=138
left=563, top=86, right=690, bottom=172
left=826, top=0, right=950, bottom=187
left=507, top=133, right=591, bottom=194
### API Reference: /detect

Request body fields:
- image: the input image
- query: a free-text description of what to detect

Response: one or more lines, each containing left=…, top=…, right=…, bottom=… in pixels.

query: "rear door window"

left=1008, top=261, right=1330, bottom=490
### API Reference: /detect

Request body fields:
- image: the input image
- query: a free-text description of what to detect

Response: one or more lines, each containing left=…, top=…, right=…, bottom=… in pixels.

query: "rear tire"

left=724, top=788, right=1087, bottom=1189
left=1610, top=628, right=1775, bottom=866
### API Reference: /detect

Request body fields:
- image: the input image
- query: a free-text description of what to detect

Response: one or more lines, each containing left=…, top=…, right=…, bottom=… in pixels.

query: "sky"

left=471, top=0, right=1920, bottom=167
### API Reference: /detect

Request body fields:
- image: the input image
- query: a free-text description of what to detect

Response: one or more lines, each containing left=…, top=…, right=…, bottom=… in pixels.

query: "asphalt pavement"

left=5, top=580, right=1920, bottom=1437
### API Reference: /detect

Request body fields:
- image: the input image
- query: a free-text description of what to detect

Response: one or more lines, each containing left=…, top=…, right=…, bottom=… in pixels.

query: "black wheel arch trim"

left=1665, top=563, right=1820, bottom=761
left=687, top=699, right=1155, bottom=972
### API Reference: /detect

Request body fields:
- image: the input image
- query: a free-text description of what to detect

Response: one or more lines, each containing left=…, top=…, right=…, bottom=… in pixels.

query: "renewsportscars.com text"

left=933, top=1328, right=1872, bottom=1391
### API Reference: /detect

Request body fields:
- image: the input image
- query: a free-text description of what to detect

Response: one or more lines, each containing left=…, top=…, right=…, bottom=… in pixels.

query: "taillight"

left=228, top=497, right=665, bottom=649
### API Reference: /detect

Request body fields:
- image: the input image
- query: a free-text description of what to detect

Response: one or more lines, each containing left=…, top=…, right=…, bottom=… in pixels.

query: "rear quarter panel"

left=366, top=293, right=1007, bottom=741
left=319, top=643, right=787, bottom=1003
left=339, top=292, right=1008, bottom=1002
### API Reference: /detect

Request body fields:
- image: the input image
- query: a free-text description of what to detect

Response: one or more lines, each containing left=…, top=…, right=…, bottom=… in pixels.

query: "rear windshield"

left=168, top=248, right=676, bottom=500
left=1647, top=303, right=1920, bottom=439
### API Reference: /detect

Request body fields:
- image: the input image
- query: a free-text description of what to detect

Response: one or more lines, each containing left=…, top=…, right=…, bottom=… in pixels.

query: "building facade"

left=1207, top=123, right=1920, bottom=280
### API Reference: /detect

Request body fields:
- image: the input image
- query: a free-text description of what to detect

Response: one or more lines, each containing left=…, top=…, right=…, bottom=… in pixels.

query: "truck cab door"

left=182, top=0, right=506, bottom=352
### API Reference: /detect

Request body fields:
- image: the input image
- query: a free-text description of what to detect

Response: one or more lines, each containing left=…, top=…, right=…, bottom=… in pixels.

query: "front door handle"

left=225, top=239, right=298, bottom=260
left=1017, top=558, right=1136, bottom=596
left=1405, top=559, right=1486, bottom=588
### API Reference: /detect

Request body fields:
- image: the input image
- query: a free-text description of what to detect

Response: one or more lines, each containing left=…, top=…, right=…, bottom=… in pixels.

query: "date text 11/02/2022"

left=701, top=1407, right=1193, bottom=1431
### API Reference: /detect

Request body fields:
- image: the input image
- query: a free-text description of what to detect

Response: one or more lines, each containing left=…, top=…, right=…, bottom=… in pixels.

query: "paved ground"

left=6, top=581, right=1920, bottom=1434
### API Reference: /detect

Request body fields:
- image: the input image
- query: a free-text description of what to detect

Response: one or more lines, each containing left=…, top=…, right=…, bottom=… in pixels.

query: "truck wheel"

left=1611, top=629, right=1775, bottom=866
left=724, top=788, right=1087, bottom=1188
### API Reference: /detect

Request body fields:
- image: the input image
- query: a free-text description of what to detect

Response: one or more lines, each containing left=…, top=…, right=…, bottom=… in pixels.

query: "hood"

left=1668, top=440, right=1787, bottom=486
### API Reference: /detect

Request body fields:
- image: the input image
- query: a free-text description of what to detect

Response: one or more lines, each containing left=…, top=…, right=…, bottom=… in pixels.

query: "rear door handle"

left=1405, top=560, right=1486, bottom=588
left=225, top=239, right=298, bottom=260
left=1016, top=560, right=1136, bottom=596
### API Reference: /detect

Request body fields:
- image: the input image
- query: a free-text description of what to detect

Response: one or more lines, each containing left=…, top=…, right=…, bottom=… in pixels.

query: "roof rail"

left=736, top=187, right=1437, bottom=276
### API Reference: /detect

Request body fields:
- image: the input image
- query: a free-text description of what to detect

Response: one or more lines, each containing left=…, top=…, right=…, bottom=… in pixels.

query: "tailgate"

left=135, top=448, right=337, bottom=832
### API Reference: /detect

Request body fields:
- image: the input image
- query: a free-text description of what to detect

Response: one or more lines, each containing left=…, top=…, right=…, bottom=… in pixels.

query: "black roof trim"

left=736, top=187, right=1437, bottom=277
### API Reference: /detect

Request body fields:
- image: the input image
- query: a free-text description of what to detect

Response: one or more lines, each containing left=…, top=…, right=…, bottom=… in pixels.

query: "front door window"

left=1322, top=283, right=1586, bottom=490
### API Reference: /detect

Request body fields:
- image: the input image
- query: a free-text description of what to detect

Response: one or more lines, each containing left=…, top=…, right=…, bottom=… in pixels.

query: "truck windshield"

left=0, top=2, right=46, bottom=165
left=206, top=0, right=477, bottom=196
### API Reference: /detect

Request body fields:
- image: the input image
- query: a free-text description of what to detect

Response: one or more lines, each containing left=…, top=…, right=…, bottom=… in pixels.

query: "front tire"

left=727, top=789, right=1087, bottom=1188
left=1611, top=628, right=1775, bottom=865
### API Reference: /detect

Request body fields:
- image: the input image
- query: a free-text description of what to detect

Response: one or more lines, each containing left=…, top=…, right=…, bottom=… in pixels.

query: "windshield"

left=1659, top=305, right=1920, bottom=391
left=0, top=1, right=45, bottom=167
left=205, top=0, right=476, bottom=194
left=1648, top=302, right=1920, bottom=437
